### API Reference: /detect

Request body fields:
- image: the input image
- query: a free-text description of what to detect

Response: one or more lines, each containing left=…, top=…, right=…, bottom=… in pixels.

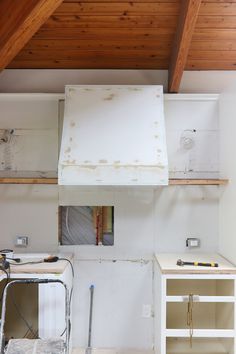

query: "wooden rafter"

left=0, top=0, right=63, bottom=70
left=168, top=0, right=202, bottom=93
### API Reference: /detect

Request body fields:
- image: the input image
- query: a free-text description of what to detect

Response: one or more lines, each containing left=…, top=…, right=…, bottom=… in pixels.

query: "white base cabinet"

left=154, top=254, right=236, bottom=354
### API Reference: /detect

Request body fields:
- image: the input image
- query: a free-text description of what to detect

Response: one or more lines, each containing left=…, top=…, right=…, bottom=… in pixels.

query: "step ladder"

left=0, top=279, right=70, bottom=354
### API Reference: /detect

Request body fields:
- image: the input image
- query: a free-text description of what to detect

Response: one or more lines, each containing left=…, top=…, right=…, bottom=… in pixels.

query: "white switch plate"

left=142, top=304, right=152, bottom=318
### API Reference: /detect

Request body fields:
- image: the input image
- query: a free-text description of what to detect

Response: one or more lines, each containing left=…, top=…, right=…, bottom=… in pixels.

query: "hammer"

left=177, top=259, right=219, bottom=267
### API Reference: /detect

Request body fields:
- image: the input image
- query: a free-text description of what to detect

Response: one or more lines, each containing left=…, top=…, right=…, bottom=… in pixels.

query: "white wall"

left=0, top=94, right=59, bottom=252
left=0, top=184, right=58, bottom=252
left=219, top=86, right=236, bottom=265
left=73, top=260, right=153, bottom=349
left=0, top=69, right=225, bottom=350
left=1, top=69, right=236, bottom=94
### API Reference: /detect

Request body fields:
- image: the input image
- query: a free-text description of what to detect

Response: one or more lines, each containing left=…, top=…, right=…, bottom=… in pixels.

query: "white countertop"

left=155, top=253, right=236, bottom=274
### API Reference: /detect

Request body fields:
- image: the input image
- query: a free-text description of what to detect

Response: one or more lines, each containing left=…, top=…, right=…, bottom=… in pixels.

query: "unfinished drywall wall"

left=59, top=94, right=219, bottom=349
left=1, top=69, right=236, bottom=94
left=0, top=85, right=221, bottom=350
left=72, top=260, right=153, bottom=349
left=0, top=94, right=59, bottom=252
left=0, top=184, right=58, bottom=252
left=219, top=86, right=236, bottom=265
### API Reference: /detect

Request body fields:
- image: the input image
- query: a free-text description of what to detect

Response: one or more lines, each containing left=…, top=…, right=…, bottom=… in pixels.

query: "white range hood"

left=58, top=85, right=168, bottom=186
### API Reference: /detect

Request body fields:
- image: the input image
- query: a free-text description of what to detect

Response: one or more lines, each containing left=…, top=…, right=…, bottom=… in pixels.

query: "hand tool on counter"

left=177, top=259, right=219, bottom=267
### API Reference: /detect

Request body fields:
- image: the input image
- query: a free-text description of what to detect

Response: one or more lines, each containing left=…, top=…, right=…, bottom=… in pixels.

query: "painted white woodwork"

left=154, top=254, right=236, bottom=354
left=59, top=85, right=168, bottom=186
left=155, top=253, right=236, bottom=274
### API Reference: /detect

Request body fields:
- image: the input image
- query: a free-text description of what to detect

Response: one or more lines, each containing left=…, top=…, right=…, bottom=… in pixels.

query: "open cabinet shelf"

left=167, top=338, right=233, bottom=354
left=0, top=178, right=229, bottom=185
left=155, top=256, right=236, bottom=354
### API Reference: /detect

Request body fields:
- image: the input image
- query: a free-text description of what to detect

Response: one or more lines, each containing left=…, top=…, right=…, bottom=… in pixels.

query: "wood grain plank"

left=23, top=39, right=172, bottom=51
left=8, top=58, right=170, bottom=69
left=32, top=27, right=175, bottom=40
left=0, top=178, right=58, bottom=185
left=168, top=0, right=202, bottom=93
left=186, top=60, right=236, bottom=69
left=193, top=28, right=236, bottom=40
left=0, top=178, right=227, bottom=185
left=63, top=0, right=180, bottom=2
left=54, top=2, right=180, bottom=15
left=196, top=15, right=236, bottom=28
left=169, top=179, right=228, bottom=185
left=13, top=49, right=171, bottom=60
left=191, top=40, right=236, bottom=50
left=188, top=50, right=236, bottom=60
left=43, top=15, right=178, bottom=29
left=199, top=2, right=236, bottom=15
left=0, top=0, right=64, bottom=70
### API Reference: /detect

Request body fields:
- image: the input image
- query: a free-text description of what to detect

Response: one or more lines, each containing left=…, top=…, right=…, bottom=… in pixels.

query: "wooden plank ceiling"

left=7, top=0, right=236, bottom=71
left=2, top=0, right=236, bottom=92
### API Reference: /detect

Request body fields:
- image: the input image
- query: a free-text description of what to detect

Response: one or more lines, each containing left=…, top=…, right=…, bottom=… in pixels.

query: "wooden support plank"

left=0, top=178, right=228, bottom=185
left=168, top=0, right=202, bottom=93
left=169, top=179, right=228, bottom=186
left=0, top=178, right=58, bottom=185
left=0, top=0, right=63, bottom=70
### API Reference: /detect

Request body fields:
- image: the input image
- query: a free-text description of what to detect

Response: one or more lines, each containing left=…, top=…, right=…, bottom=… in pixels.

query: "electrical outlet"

left=142, top=304, right=152, bottom=318
left=186, top=237, right=200, bottom=248
left=15, top=236, right=28, bottom=247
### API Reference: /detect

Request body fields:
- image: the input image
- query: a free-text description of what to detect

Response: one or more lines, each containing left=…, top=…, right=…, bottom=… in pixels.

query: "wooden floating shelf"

left=0, top=178, right=229, bottom=185
left=169, top=179, right=228, bottom=186
left=0, top=178, right=58, bottom=185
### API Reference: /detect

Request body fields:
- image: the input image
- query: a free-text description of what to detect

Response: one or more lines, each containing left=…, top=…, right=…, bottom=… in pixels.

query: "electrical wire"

left=58, top=258, right=74, bottom=338
left=58, top=258, right=74, bottom=278
left=8, top=260, right=44, bottom=266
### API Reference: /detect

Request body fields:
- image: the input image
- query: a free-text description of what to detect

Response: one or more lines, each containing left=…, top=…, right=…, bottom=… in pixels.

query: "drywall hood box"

left=58, top=85, right=168, bottom=186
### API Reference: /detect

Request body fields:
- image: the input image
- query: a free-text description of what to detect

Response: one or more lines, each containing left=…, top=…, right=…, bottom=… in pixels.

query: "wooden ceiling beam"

left=0, top=0, right=63, bottom=71
left=168, top=0, right=202, bottom=93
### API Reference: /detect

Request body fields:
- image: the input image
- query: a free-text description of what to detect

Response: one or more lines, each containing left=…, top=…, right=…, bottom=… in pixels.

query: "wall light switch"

left=15, top=236, right=28, bottom=247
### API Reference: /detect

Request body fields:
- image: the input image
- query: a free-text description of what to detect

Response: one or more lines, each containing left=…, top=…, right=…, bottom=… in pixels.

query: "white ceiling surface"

left=1, top=70, right=236, bottom=93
